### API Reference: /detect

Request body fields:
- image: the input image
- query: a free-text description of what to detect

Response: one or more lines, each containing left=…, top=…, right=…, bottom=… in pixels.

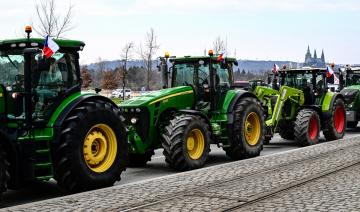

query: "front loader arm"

left=265, top=86, right=304, bottom=128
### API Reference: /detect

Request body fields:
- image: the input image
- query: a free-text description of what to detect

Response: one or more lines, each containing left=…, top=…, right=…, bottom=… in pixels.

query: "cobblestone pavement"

left=235, top=164, right=360, bottom=212
left=3, top=137, right=360, bottom=212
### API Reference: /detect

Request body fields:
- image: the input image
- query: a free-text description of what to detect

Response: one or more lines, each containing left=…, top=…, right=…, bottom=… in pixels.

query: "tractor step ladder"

left=34, top=140, right=53, bottom=181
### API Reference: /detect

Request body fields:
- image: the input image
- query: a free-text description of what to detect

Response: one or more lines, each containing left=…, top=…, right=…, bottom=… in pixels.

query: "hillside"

left=85, top=59, right=301, bottom=74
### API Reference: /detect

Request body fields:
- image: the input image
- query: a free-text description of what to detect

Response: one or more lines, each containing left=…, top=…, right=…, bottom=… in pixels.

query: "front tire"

left=294, top=109, right=320, bottom=146
left=323, top=98, right=346, bottom=141
left=224, top=97, right=265, bottom=160
left=161, top=114, right=211, bottom=171
left=53, top=99, right=128, bottom=192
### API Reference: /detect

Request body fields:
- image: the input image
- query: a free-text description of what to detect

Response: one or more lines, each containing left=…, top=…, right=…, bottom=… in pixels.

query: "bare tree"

left=120, top=42, right=134, bottom=99
left=81, top=66, right=92, bottom=89
left=139, top=28, right=160, bottom=91
left=33, top=0, right=74, bottom=38
left=212, top=36, right=227, bottom=54
left=101, top=71, right=118, bottom=90
left=94, top=57, right=106, bottom=88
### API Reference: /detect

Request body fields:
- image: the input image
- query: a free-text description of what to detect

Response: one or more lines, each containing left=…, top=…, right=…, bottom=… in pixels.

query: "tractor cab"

left=167, top=53, right=237, bottom=111
left=0, top=37, right=84, bottom=127
left=339, top=66, right=360, bottom=127
left=278, top=68, right=329, bottom=105
left=340, top=66, right=360, bottom=87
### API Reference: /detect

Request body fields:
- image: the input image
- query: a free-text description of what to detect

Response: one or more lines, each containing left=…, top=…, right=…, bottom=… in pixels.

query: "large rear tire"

left=53, top=99, right=128, bottom=193
left=0, top=145, right=9, bottom=200
left=224, top=97, right=265, bottom=160
left=161, top=114, right=211, bottom=171
left=323, top=98, right=346, bottom=141
left=294, top=109, right=320, bottom=146
left=128, top=150, right=155, bottom=167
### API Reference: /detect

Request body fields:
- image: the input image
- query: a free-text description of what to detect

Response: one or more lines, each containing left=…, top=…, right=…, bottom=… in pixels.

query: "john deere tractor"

left=339, top=66, right=360, bottom=128
left=119, top=51, right=265, bottom=171
left=255, top=68, right=346, bottom=146
left=0, top=27, right=127, bottom=198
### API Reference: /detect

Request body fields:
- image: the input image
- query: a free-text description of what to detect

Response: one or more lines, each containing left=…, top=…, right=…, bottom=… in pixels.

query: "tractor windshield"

left=346, top=73, right=360, bottom=86
left=281, top=73, right=313, bottom=89
left=0, top=53, right=25, bottom=89
left=0, top=49, right=79, bottom=120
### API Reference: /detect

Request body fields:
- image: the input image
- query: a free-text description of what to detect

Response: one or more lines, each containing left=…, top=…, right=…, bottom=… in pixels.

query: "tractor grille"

left=122, top=107, right=150, bottom=142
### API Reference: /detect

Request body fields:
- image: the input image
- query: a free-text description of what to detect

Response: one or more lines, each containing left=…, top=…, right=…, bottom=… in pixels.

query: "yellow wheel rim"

left=83, top=124, right=117, bottom=173
left=244, top=112, right=261, bottom=146
left=186, top=129, right=205, bottom=160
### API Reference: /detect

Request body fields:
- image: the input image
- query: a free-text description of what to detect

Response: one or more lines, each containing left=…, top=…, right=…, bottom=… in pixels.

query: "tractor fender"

left=52, top=94, right=120, bottom=144
left=227, top=90, right=259, bottom=125
left=178, top=109, right=212, bottom=133
left=321, top=93, right=345, bottom=122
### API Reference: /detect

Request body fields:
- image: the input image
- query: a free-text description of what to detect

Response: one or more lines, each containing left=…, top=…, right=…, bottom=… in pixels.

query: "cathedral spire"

left=307, top=45, right=310, bottom=54
left=321, top=49, right=325, bottom=62
left=313, top=49, right=317, bottom=59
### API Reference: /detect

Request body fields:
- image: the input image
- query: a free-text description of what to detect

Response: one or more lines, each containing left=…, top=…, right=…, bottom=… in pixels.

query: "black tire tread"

left=53, top=99, right=128, bottom=193
left=323, top=98, right=346, bottom=141
left=224, top=97, right=265, bottom=160
left=161, top=114, right=211, bottom=171
left=294, top=109, right=320, bottom=146
left=0, top=145, right=10, bottom=199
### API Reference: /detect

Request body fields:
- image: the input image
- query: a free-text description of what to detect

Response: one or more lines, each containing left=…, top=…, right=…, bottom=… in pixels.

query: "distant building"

left=304, top=45, right=325, bottom=68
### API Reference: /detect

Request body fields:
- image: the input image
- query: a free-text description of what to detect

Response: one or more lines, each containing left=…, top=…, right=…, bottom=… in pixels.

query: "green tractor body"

left=339, top=67, right=360, bottom=128
left=0, top=35, right=127, bottom=197
left=120, top=54, right=265, bottom=170
left=255, top=68, right=346, bottom=145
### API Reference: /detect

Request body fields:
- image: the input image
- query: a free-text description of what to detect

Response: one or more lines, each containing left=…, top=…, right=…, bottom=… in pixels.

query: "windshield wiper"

left=5, top=55, right=18, bottom=69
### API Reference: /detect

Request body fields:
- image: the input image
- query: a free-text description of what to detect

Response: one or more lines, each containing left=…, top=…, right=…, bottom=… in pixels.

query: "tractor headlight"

left=131, top=117, right=138, bottom=124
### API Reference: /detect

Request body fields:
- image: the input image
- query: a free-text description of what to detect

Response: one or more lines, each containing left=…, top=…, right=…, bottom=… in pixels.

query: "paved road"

left=1, top=130, right=360, bottom=208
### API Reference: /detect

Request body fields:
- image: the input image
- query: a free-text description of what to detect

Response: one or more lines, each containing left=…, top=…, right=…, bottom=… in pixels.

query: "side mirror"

left=234, top=61, right=238, bottom=66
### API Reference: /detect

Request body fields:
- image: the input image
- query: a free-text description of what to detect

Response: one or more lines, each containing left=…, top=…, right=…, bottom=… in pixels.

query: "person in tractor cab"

left=34, top=57, right=62, bottom=116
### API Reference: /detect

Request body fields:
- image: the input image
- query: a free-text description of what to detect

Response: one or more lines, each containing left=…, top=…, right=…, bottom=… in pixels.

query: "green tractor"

left=255, top=68, right=346, bottom=146
left=119, top=51, right=265, bottom=171
left=0, top=27, right=128, bottom=198
left=339, top=66, right=360, bottom=128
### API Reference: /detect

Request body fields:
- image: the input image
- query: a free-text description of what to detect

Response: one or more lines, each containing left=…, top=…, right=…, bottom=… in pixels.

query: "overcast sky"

left=1, top=0, right=359, bottom=65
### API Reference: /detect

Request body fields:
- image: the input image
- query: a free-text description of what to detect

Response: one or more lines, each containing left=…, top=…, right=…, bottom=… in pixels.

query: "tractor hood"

left=119, top=86, right=194, bottom=107
left=340, top=87, right=359, bottom=104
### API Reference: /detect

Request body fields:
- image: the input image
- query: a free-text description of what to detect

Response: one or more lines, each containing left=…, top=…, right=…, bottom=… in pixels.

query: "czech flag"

left=43, top=35, right=59, bottom=58
left=326, top=65, right=334, bottom=78
left=272, top=63, right=280, bottom=73
left=217, top=51, right=226, bottom=62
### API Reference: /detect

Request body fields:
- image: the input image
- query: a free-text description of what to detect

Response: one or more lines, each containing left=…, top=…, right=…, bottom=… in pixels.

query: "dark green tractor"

left=0, top=27, right=128, bottom=198
left=119, top=51, right=265, bottom=171
left=255, top=68, right=346, bottom=146
left=339, top=66, right=360, bottom=128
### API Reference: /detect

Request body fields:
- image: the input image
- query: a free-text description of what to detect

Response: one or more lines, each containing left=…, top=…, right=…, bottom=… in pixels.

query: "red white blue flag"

left=326, top=65, right=334, bottom=77
left=217, top=51, right=226, bottom=62
left=43, top=35, right=59, bottom=58
left=272, top=64, right=280, bottom=73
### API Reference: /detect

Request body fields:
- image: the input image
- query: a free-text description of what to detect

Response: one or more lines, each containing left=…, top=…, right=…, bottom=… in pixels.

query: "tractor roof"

left=0, top=38, right=85, bottom=51
left=279, top=68, right=328, bottom=74
left=170, top=56, right=237, bottom=63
